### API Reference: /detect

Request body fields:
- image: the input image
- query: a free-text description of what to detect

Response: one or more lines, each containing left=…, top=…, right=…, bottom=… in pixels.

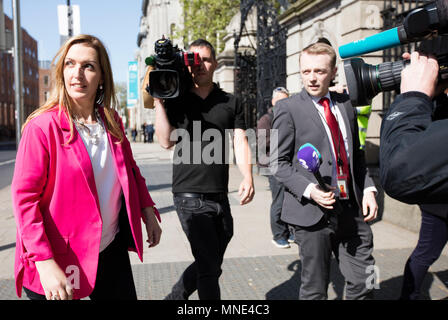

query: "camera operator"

left=380, top=51, right=448, bottom=299
left=380, top=51, right=447, bottom=203
left=153, top=39, right=254, bottom=300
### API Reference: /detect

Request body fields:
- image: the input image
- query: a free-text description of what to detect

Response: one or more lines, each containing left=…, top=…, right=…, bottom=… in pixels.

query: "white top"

left=302, top=93, right=377, bottom=199
left=75, top=121, right=123, bottom=252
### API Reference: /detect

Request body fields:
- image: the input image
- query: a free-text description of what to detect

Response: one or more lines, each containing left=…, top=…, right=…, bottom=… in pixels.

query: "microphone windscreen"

left=297, top=143, right=321, bottom=173
left=338, top=28, right=401, bottom=58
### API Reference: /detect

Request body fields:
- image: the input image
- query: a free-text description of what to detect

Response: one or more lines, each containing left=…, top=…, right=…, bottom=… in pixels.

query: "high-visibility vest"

left=355, top=105, right=372, bottom=150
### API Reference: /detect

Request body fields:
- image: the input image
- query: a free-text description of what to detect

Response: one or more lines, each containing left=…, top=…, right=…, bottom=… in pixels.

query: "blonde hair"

left=300, top=42, right=337, bottom=68
left=23, top=34, right=123, bottom=143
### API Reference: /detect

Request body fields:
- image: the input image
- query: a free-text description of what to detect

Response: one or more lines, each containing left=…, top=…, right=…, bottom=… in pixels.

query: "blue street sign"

left=127, top=61, right=138, bottom=107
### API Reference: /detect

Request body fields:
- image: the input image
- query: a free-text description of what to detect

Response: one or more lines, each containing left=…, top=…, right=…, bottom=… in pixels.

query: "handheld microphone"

left=339, top=0, right=448, bottom=59
left=297, top=143, right=343, bottom=213
left=297, top=143, right=329, bottom=192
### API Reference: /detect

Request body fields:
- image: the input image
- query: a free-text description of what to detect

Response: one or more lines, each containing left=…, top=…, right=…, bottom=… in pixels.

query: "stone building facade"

left=279, top=0, right=385, bottom=165
left=212, top=0, right=422, bottom=232
left=278, top=0, right=421, bottom=232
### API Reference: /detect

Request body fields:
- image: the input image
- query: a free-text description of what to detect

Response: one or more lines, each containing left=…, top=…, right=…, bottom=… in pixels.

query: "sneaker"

left=272, top=239, right=290, bottom=249
left=288, top=234, right=295, bottom=243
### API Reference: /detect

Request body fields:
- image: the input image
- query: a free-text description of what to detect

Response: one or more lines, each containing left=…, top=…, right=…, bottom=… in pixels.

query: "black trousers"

left=293, top=198, right=375, bottom=300
left=23, top=231, right=137, bottom=300
left=400, top=210, right=448, bottom=299
left=167, top=193, right=233, bottom=300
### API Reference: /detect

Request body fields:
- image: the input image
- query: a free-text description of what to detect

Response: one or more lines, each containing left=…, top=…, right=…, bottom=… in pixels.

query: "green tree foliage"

left=178, top=0, right=240, bottom=52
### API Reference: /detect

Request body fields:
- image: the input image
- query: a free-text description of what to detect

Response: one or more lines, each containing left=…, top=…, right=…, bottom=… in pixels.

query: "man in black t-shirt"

left=154, top=39, right=254, bottom=300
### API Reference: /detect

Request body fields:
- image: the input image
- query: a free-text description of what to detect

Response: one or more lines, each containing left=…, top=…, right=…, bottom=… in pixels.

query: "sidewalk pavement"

left=0, top=141, right=447, bottom=300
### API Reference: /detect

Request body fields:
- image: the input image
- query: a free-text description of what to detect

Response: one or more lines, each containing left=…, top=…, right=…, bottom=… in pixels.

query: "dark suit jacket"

left=270, top=89, right=375, bottom=227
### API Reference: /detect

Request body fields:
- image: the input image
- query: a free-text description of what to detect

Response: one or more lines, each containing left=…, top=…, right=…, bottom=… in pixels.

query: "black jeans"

left=23, top=232, right=137, bottom=300
left=267, top=175, right=291, bottom=241
left=167, top=193, right=233, bottom=300
left=400, top=210, right=448, bottom=299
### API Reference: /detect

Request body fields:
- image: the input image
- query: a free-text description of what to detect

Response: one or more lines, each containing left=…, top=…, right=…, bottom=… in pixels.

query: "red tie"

left=319, top=97, right=350, bottom=179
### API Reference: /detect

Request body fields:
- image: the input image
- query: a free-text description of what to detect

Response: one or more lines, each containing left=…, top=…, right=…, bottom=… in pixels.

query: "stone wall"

left=279, top=0, right=421, bottom=232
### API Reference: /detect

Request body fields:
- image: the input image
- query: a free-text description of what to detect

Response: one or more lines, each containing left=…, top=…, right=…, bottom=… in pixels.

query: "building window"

left=44, top=75, right=49, bottom=86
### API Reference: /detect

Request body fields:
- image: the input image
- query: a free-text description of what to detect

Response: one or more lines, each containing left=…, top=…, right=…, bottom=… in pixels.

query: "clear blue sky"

left=3, top=0, right=142, bottom=84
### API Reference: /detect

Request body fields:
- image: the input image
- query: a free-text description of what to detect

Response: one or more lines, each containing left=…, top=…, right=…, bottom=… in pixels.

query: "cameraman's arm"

left=154, top=98, right=176, bottom=149
left=380, top=52, right=448, bottom=204
left=234, top=128, right=254, bottom=205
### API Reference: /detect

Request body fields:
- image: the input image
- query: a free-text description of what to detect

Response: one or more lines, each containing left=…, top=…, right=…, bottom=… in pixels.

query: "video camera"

left=338, top=0, right=448, bottom=106
left=145, top=37, right=200, bottom=99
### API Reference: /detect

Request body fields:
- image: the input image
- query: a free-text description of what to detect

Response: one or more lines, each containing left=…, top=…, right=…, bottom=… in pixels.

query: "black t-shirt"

left=166, top=84, right=246, bottom=193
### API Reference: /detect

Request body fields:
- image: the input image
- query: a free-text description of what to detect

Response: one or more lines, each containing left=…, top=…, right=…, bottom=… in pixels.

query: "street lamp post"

left=12, top=0, right=23, bottom=147
left=67, top=0, right=73, bottom=37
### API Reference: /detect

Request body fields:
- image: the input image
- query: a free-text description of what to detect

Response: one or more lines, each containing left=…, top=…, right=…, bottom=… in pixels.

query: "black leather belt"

left=174, top=192, right=227, bottom=201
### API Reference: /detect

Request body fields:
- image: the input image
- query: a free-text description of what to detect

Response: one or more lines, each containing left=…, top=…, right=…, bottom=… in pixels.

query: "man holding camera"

left=380, top=51, right=447, bottom=202
left=380, top=51, right=448, bottom=299
left=153, top=39, right=254, bottom=300
left=270, top=42, right=378, bottom=300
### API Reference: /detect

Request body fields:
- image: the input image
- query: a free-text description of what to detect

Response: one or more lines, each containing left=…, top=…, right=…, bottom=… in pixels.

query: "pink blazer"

left=11, top=106, right=161, bottom=299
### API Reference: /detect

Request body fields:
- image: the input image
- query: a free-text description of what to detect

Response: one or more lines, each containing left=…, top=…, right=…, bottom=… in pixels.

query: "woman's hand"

left=35, top=258, right=73, bottom=300
left=142, top=207, right=162, bottom=248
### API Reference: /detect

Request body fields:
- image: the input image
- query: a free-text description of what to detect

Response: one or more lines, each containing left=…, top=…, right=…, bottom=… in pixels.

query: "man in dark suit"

left=270, top=42, right=378, bottom=299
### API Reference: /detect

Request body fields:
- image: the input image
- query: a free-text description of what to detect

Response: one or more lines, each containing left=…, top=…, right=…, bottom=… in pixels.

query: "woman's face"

left=63, top=43, right=103, bottom=107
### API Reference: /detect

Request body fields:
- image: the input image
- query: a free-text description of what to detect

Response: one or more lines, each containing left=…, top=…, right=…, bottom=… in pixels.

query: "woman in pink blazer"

left=11, top=34, right=162, bottom=300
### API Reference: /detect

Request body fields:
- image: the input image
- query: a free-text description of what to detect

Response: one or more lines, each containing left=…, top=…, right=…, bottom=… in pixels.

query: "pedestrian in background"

left=11, top=34, right=162, bottom=300
left=132, top=126, right=138, bottom=142
left=257, top=87, right=294, bottom=248
left=142, top=122, right=148, bottom=143
left=146, top=122, right=155, bottom=143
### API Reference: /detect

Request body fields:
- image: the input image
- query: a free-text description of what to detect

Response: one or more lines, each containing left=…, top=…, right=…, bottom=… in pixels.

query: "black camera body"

left=339, top=0, right=448, bottom=106
left=344, top=36, right=448, bottom=106
left=145, top=37, right=200, bottom=99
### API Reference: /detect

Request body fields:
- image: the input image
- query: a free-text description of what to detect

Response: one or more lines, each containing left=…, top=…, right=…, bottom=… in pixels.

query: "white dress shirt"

left=76, top=121, right=123, bottom=252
